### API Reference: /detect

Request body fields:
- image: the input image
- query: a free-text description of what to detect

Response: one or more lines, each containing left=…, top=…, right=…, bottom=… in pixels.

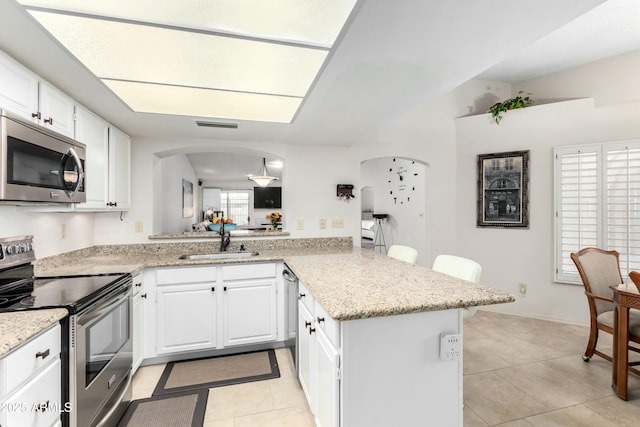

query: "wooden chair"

left=432, top=254, right=482, bottom=318
left=387, top=245, right=418, bottom=265
left=570, top=247, right=640, bottom=364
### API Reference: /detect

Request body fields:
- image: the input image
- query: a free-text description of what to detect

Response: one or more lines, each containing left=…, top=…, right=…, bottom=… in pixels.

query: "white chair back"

left=387, top=245, right=418, bottom=265
left=432, top=255, right=482, bottom=318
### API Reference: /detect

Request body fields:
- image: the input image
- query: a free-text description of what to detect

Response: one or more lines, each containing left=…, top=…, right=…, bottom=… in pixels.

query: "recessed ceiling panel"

left=28, top=11, right=328, bottom=97
left=103, top=80, right=302, bottom=123
left=18, top=0, right=358, bottom=46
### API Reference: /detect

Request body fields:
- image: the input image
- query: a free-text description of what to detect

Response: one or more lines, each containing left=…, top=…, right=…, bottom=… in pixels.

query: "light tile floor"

left=131, top=311, right=640, bottom=426
left=131, top=347, right=314, bottom=426
left=464, top=310, right=640, bottom=427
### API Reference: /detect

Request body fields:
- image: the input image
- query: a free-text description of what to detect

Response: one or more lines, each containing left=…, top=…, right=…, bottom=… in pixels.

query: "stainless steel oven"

left=0, top=109, right=85, bottom=203
left=0, top=236, right=132, bottom=427
left=69, top=278, right=132, bottom=427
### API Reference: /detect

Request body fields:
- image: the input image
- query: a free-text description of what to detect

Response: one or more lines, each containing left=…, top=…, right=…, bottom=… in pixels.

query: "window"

left=555, top=140, right=640, bottom=283
left=220, top=191, right=250, bottom=226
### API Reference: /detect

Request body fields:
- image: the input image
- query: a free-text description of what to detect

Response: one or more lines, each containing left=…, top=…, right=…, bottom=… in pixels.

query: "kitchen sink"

left=179, top=251, right=259, bottom=260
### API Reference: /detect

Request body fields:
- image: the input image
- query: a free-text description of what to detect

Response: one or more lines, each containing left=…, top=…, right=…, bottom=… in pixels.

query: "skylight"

left=17, top=0, right=358, bottom=123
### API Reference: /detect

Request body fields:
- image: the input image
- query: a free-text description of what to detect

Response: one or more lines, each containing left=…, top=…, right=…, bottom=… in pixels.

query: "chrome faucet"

left=214, top=210, right=231, bottom=251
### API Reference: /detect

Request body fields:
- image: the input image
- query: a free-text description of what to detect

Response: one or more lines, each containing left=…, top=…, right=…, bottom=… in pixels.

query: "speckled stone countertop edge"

left=30, top=237, right=515, bottom=322
left=0, top=308, right=68, bottom=357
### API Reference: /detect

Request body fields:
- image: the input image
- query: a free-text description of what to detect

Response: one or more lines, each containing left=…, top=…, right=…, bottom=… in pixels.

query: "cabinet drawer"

left=2, top=358, right=61, bottom=427
left=222, top=263, right=276, bottom=280
left=298, top=280, right=314, bottom=315
left=157, top=266, right=217, bottom=285
left=1, top=324, right=61, bottom=396
left=315, top=300, right=340, bottom=349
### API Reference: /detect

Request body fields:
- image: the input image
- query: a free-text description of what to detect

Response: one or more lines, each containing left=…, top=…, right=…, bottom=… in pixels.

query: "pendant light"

left=248, top=157, right=278, bottom=187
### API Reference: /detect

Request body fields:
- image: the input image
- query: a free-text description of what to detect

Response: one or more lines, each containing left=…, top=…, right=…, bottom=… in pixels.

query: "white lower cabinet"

left=223, top=278, right=277, bottom=347
left=157, top=282, right=217, bottom=354
left=315, top=328, right=340, bottom=427
left=297, top=300, right=315, bottom=405
left=147, top=263, right=282, bottom=358
left=0, top=324, right=62, bottom=427
left=132, top=273, right=145, bottom=373
left=297, top=280, right=341, bottom=427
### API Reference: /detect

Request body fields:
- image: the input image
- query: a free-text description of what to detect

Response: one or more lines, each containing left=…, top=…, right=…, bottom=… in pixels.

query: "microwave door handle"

left=63, top=147, right=84, bottom=199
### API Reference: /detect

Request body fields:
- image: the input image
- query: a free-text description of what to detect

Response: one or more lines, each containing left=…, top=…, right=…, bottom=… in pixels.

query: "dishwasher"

left=282, top=264, right=299, bottom=368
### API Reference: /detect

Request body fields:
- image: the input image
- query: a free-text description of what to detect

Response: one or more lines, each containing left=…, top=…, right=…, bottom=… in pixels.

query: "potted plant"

left=487, top=91, right=533, bottom=124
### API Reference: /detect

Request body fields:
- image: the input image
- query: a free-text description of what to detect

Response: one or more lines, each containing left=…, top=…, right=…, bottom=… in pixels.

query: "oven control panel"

left=0, top=235, right=35, bottom=268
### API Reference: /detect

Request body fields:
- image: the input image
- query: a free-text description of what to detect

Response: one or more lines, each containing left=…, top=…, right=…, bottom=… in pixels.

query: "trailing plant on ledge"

left=487, top=91, right=533, bottom=124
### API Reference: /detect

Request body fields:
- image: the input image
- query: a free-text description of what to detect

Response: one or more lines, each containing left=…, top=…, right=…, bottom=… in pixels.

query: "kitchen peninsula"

left=4, top=237, right=514, bottom=426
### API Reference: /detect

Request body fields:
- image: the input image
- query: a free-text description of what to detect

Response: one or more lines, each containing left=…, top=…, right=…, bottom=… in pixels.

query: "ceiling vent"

left=196, top=121, right=238, bottom=129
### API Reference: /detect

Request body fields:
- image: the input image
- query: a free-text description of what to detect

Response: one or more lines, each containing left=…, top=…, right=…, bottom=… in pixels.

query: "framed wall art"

left=476, top=150, right=529, bottom=228
left=182, top=179, right=194, bottom=218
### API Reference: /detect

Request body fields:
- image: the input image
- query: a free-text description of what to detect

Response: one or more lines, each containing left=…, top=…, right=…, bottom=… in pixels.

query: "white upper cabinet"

left=0, top=51, right=74, bottom=138
left=74, top=105, right=109, bottom=209
left=108, top=126, right=131, bottom=210
left=38, top=81, right=75, bottom=138
left=0, top=51, right=38, bottom=121
left=74, top=107, right=131, bottom=211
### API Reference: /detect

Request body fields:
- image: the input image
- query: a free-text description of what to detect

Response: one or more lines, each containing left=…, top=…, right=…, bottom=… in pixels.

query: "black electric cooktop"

left=0, top=270, right=129, bottom=314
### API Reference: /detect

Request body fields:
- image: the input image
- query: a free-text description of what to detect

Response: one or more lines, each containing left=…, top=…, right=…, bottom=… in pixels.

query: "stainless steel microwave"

left=0, top=109, right=85, bottom=203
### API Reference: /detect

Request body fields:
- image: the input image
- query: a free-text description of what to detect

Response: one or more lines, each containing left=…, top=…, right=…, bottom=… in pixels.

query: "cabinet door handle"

left=299, top=293, right=306, bottom=299
left=135, top=283, right=142, bottom=287
left=304, top=321, right=311, bottom=328
left=317, top=317, right=325, bottom=323
left=309, top=327, right=316, bottom=335
left=44, top=117, right=54, bottom=125
left=211, top=287, right=215, bottom=292
left=224, top=286, right=227, bottom=291
left=35, top=349, right=50, bottom=359
left=141, top=293, right=147, bottom=299
left=32, top=111, right=41, bottom=119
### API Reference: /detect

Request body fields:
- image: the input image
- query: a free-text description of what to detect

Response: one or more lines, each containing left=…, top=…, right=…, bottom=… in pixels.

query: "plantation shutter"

left=606, top=142, right=640, bottom=277
left=555, top=140, right=640, bottom=284
left=555, top=145, right=601, bottom=283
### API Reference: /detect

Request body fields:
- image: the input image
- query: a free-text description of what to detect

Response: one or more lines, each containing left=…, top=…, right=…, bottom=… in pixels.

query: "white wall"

left=93, top=137, right=360, bottom=244
left=158, top=154, right=198, bottom=233
left=361, top=157, right=428, bottom=266
left=352, top=79, right=511, bottom=266
left=0, top=206, right=94, bottom=258
left=454, top=53, right=640, bottom=324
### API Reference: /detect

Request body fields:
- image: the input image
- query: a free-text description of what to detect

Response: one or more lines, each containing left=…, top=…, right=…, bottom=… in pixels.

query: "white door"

left=0, top=51, right=38, bottom=122
left=74, top=105, right=109, bottom=210
left=315, top=329, right=340, bottom=427
left=108, top=127, right=131, bottom=209
left=39, top=81, right=75, bottom=137
left=222, top=278, right=277, bottom=347
left=156, top=283, right=216, bottom=354
left=297, top=300, right=315, bottom=408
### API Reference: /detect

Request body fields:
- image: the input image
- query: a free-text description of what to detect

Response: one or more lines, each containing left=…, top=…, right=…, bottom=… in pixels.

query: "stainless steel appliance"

left=282, top=265, right=298, bottom=367
left=0, top=109, right=86, bottom=203
left=0, top=236, right=132, bottom=427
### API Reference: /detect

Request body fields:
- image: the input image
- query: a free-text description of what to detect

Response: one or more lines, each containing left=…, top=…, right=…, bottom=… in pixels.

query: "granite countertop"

left=32, top=237, right=515, bottom=321
left=0, top=309, right=68, bottom=357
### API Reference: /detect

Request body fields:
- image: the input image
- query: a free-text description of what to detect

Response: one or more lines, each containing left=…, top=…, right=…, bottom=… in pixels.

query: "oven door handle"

left=76, top=285, right=131, bottom=328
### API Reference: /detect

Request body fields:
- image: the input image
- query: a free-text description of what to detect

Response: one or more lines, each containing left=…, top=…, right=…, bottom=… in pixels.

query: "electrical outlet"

left=319, top=218, right=327, bottom=229
left=135, top=221, right=144, bottom=233
left=297, top=218, right=304, bottom=230
left=519, top=282, right=527, bottom=296
left=331, top=218, right=344, bottom=228
left=440, top=333, right=462, bottom=361
left=60, top=223, right=66, bottom=239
